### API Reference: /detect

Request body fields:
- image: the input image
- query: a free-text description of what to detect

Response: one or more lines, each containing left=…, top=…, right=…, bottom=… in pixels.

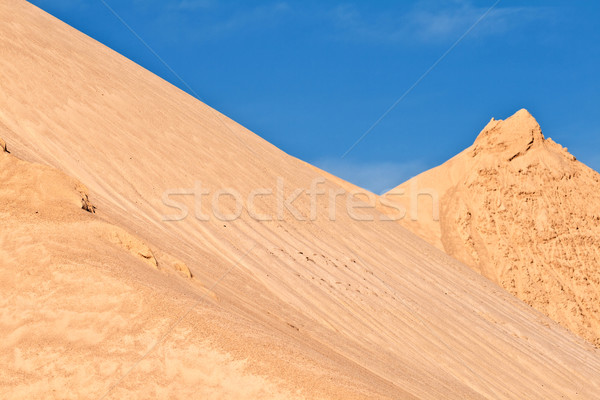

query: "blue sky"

left=30, top=0, right=600, bottom=193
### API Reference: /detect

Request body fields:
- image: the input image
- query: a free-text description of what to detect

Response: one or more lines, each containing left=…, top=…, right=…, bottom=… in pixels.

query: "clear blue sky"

left=30, top=0, right=600, bottom=193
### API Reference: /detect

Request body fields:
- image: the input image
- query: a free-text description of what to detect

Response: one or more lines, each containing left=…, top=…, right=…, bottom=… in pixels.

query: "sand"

left=1, top=1, right=600, bottom=398
left=386, top=109, right=600, bottom=347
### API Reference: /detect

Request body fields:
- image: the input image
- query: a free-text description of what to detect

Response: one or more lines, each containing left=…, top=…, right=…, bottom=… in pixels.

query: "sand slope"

left=387, top=109, right=600, bottom=347
left=2, top=1, right=600, bottom=398
left=0, top=142, right=300, bottom=399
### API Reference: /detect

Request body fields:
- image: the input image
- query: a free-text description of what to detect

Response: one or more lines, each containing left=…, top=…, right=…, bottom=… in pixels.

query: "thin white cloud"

left=153, top=1, right=292, bottom=42
left=203, top=2, right=290, bottom=36
left=330, top=1, right=555, bottom=44
left=312, top=157, right=427, bottom=195
left=172, top=0, right=213, bottom=11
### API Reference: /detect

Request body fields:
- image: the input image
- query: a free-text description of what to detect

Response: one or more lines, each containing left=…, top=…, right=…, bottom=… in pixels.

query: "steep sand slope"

left=0, top=143, right=300, bottom=399
left=387, top=109, right=600, bottom=347
left=2, top=1, right=600, bottom=398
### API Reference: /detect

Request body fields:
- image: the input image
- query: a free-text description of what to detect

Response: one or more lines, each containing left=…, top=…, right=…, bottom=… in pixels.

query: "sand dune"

left=387, top=109, right=600, bottom=347
left=0, top=145, right=281, bottom=399
left=2, top=1, right=600, bottom=398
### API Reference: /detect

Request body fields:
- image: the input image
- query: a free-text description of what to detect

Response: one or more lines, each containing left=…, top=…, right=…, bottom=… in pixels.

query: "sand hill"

left=386, top=109, right=600, bottom=347
left=2, top=1, right=600, bottom=398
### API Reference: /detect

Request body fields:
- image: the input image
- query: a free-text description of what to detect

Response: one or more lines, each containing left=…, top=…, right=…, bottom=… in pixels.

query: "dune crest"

left=387, top=109, right=600, bottom=346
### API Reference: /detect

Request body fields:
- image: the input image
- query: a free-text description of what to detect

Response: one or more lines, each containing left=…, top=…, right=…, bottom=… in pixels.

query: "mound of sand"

left=386, top=109, right=600, bottom=346
left=2, top=1, right=600, bottom=398
left=0, top=141, right=232, bottom=398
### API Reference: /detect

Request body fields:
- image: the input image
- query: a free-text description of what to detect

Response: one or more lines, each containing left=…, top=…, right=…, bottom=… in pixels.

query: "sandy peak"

left=511, top=107, right=535, bottom=119
left=473, top=108, right=545, bottom=158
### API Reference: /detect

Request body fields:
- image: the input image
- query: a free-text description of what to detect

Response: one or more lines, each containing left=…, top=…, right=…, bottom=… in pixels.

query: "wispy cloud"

left=151, top=1, right=292, bottom=43
left=330, top=1, right=555, bottom=44
left=170, top=0, right=213, bottom=11
left=312, top=157, right=426, bottom=194
left=202, top=2, right=290, bottom=36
